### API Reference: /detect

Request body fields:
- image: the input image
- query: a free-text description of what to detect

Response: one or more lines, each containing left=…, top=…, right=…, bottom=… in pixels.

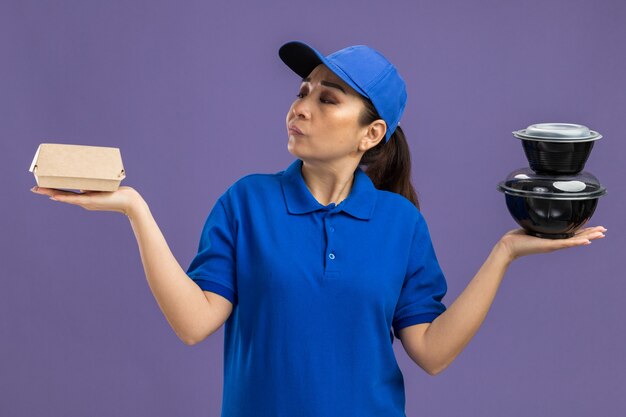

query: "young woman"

left=31, top=41, right=606, bottom=417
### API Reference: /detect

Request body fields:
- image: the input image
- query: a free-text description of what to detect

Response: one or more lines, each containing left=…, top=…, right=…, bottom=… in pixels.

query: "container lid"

left=512, top=123, right=602, bottom=142
left=497, top=167, right=607, bottom=200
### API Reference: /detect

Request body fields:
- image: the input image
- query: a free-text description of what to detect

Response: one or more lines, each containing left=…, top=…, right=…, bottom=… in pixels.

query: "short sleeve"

left=185, top=194, right=238, bottom=306
left=392, top=212, right=447, bottom=339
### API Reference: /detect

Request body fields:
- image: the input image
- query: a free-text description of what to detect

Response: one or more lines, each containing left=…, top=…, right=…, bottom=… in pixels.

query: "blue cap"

left=279, top=41, right=407, bottom=143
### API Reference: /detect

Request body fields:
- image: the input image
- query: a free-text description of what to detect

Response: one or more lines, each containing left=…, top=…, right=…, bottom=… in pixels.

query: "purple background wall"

left=2, top=0, right=624, bottom=416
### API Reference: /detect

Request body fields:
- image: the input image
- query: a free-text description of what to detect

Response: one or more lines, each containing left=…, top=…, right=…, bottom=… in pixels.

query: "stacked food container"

left=497, top=123, right=607, bottom=239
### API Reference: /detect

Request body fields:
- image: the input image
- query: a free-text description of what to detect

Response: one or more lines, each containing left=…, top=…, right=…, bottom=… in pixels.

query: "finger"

left=575, top=229, right=606, bottom=241
left=573, top=227, right=607, bottom=240
left=50, top=192, right=87, bottom=203
left=30, top=186, right=50, bottom=195
left=555, top=237, right=594, bottom=248
left=563, top=232, right=605, bottom=247
left=587, top=231, right=606, bottom=241
left=574, top=226, right=605, bottom=236
left=576, top=225, right=607, bottom=235
left=574, top=227, right=596, bottom=236
left=31, top=187, right=64, bottom=197
left=31, top=187, right=83, bottom=199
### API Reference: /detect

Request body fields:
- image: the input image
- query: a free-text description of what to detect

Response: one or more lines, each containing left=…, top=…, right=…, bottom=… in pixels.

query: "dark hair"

left=357, top=98, right=420, bottom=210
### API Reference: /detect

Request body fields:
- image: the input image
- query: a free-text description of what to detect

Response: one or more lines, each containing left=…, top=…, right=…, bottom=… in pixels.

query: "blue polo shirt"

left=186, top=158, right=447, bottom=417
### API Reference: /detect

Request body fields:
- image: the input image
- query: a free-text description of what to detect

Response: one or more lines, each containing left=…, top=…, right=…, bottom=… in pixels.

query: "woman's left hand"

left=498, top=226, right=607, bottom=262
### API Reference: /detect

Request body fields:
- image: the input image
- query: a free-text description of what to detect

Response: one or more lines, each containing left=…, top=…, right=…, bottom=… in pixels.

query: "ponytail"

left=358, top=99, right=420, bottom=210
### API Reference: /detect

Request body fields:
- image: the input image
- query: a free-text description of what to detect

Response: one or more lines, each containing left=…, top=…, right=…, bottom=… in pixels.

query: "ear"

left=359, top=119, right=387, bottom=152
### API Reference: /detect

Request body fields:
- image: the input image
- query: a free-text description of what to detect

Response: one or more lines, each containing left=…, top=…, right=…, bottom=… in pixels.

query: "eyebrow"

left=302, top=77, right=346, bottom=94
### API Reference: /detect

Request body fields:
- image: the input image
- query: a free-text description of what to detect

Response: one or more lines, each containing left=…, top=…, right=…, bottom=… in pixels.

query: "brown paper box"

left=29, top=143, right=126, bottom=192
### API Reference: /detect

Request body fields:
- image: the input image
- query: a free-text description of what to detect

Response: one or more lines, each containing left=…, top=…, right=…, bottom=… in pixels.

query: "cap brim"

left=278, top=41, right=325, bottom=79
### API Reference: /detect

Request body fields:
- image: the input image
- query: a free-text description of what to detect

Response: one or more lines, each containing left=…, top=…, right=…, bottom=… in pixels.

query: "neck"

left=300, top=159, right=357, bottom=206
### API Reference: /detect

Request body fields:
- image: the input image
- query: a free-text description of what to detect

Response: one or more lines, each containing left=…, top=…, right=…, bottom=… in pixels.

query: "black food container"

left=497, top=168, right=607, bottom=239
left=513, top=123, right=602, bottom=175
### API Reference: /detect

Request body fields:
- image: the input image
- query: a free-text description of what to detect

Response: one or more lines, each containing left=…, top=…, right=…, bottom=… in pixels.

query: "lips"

left=288, top=124, right=304, bottom=135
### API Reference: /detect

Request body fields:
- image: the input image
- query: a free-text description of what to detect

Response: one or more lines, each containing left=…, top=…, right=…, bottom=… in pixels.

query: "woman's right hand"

left=30, top=185, right=142, bottom=217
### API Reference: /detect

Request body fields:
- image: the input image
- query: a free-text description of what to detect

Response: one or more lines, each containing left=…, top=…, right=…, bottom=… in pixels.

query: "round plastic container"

left=512, top=123, right=602, bottom=175
left=497, top=167, right=607, bottom=239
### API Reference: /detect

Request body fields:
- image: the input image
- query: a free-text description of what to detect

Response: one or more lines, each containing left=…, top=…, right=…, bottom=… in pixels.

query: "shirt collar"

left=280, top=158, right=377, bottom=220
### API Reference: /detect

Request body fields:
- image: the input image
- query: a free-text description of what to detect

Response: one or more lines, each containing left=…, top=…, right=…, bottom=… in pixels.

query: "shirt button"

left=329, top=226, right=335, bottom=232
left=328, top=253, right=335, bottom=260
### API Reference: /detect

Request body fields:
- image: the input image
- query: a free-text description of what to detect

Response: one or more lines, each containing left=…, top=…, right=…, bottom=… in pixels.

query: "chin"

left=287, top=139, right=332, bottom=164
left=287, top=138, right=303, bottom=158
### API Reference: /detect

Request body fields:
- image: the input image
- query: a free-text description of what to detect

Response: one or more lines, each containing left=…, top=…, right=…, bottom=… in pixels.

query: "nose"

left=291, top=96, right=310, bottom=120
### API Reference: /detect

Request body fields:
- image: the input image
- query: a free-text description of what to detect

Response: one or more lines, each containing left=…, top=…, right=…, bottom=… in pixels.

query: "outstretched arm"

left=398, top=226, right=606, bottom=376
left=30, top=186, right=232, bottom=345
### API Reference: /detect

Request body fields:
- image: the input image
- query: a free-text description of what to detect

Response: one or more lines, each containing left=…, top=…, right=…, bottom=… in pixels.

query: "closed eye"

left=296, top=91, right=336, bottom=104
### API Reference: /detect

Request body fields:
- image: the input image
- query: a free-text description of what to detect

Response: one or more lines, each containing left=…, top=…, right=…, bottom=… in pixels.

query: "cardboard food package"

left=29, top=143, right=126, bottom=192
